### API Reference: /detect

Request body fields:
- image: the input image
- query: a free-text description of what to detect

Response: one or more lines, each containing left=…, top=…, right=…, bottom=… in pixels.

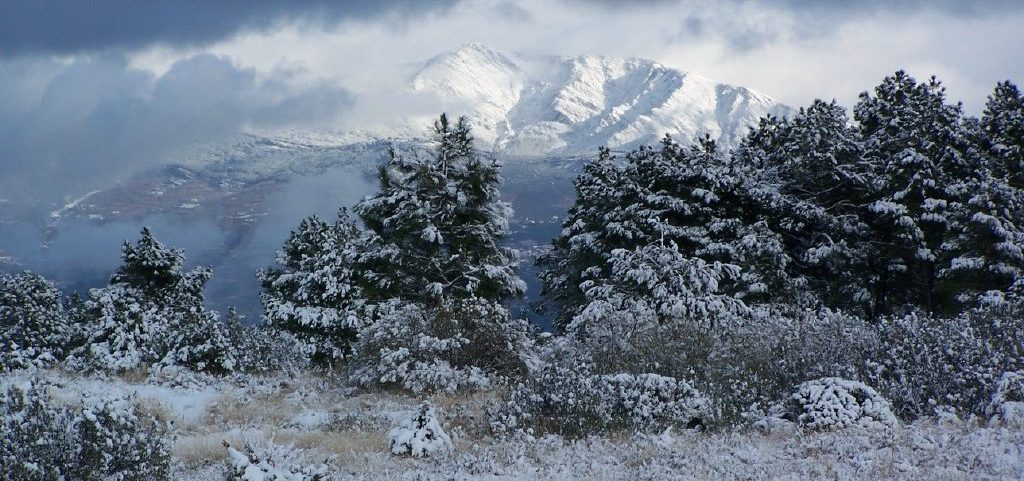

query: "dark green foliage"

left=539, top=136, right=793, bottom=330
left=982, top=81, right=1024, bottom=188
left=356, top=113, right=525, bottom=306
left=735, top=73, right=1024, bottom=318
left=853, top=71, right=984, bottom=316
left=738, top=101, right=872, bottom=314
left=110, top=227, right=210, bottom=308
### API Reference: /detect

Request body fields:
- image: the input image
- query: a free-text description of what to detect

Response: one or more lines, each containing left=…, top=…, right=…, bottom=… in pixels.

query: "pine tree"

left=157, top=309, right=237, bottom=374
left=71, top=228, right=221, bottom=372
left=259, top=209, right=381, bottom=366
left=0, top=272, right=72, bottom=370
left=739, top=100, right=873, bottom=314
left=941, top=176, right=1024, bottom=306
left=356, top=114, right=525, bottom=305
left=941, top=81, right=1024, bottom=306
left=110, top=227, right=210, bottom=308
left=982, top=81, right=1024, bottom=188
left=537, top=147, right=632, bottom=329
left=350, top=114, right=531, bottom=391
left=539, top=135, right=792, bottom=330
left=567, top=240, right=748, bottom=376
left=853, top=71, right=982, bottom=316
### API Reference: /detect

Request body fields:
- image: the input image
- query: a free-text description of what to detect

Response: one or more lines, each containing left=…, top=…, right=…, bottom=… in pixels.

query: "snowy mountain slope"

left=411, top=43, right=790, bottom=155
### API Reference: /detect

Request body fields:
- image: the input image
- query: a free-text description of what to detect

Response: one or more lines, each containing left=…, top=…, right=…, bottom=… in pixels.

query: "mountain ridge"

left=410, top=43, right=790, bottom=155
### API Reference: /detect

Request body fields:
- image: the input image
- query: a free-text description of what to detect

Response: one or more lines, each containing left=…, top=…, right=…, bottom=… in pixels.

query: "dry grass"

left=203, top=390, right=296, bottom=428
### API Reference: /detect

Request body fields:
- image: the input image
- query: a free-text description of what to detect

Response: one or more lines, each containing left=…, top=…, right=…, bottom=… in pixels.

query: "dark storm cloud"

left=0, top=0, right=456, bottom=57
left=0, top=53, right=352, bottom=210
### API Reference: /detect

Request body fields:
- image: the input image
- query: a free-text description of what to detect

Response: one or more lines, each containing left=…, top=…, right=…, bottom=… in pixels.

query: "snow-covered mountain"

left=411, top=43, right=790, bottom=155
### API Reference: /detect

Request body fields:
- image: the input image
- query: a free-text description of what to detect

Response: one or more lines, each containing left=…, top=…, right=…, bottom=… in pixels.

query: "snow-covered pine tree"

left=259, top=209, right=381, bottom=366
left=983, top=81, right=1024, bottom=189
left=109, top=227, right=210, bottom=308
left=0, top=272, right=72, bottom=371
left=537, top=147, right=632, bottom=330
left=350, top=114, right=531, bottom=392
left=70, top=228, right=228, bottom=372
left=940, top=81, right=1024, bottom=306
left=539, top=135, right=792, bottom=330
left=157, top=308, right=236, bottom=374
left=854, top=71, right=983, bottom=316
left=356, top=114, right=525, bottom=305
left=630, top=135, right=791, bottom=304
left=738, top=100, right=873, bottom=314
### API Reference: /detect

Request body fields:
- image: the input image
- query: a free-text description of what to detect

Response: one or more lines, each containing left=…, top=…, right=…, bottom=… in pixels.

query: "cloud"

left=2, top=0, right=1022, bottom=212
left=578, top=0, right=1024, bottom=16
left=198, top=0, right=1023, bottom=114
left=762, top=0, right=1024, bottom=16
left=0, top=0, right=456, bottom=57
left=0, top=53, right=352, bottom=210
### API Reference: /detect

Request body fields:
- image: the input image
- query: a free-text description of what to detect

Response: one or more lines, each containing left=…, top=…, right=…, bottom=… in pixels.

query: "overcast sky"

left=2, top=0, right=1023, bottom=206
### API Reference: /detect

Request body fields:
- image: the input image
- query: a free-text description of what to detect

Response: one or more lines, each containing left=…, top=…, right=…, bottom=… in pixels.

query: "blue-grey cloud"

left=0, top=0, right=456, bottom=57
left=0, top=53, right=352, bottom=211
left=578, top=0, right=1024, bottom=15
left=762, top=0, right=1024, bottom=16
left=575, top=0, right=1024, bottom=55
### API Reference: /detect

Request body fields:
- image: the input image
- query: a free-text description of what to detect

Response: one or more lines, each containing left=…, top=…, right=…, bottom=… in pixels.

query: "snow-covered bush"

left=224, top=439, right=330, bottom=481
left=0, top=272, right=72, bottom=371
left=492, top=360, right=606, bottom=438
left=351, top=297, right=531, bottom=394
left=566, top=241, right=747, bottom=378
left=76, top=394, right=172, bottom=480
left=865, top=309, right=1024, bottom=418
left=0, top=381, right=77, bottom=480
left=157, top=309, right=238, bottom=374
left=601, top=373, right=710, bottom=432
left=706, top=306, right=876, bottom=425
left=388, top=401, right=453, bottom=457
left=66, top=285, right=171, bottom=372
left=0, top=381, right=170, bottom=481
left=225, top=310, right=309, bottom=374
left=782, top=377, right=897, bottom=431
left=70, top=285, right=239, bottom=375
left=493, top=358, right=708, bottom=438
left=987, top=371, right=1024, bottom=426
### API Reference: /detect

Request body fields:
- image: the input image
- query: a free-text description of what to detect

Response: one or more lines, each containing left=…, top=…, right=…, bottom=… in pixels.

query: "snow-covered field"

left=6, top=369, right=1022, bottom=480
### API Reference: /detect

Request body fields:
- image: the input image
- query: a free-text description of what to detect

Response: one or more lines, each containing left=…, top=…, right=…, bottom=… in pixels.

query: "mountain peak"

left=414, top=43, right=525, bottom=100
left=410, top=44, right=791, bottom=156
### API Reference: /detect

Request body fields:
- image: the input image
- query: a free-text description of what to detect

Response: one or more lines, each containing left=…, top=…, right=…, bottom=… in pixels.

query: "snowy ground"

left=6, top=369, right=1024, bottom=480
